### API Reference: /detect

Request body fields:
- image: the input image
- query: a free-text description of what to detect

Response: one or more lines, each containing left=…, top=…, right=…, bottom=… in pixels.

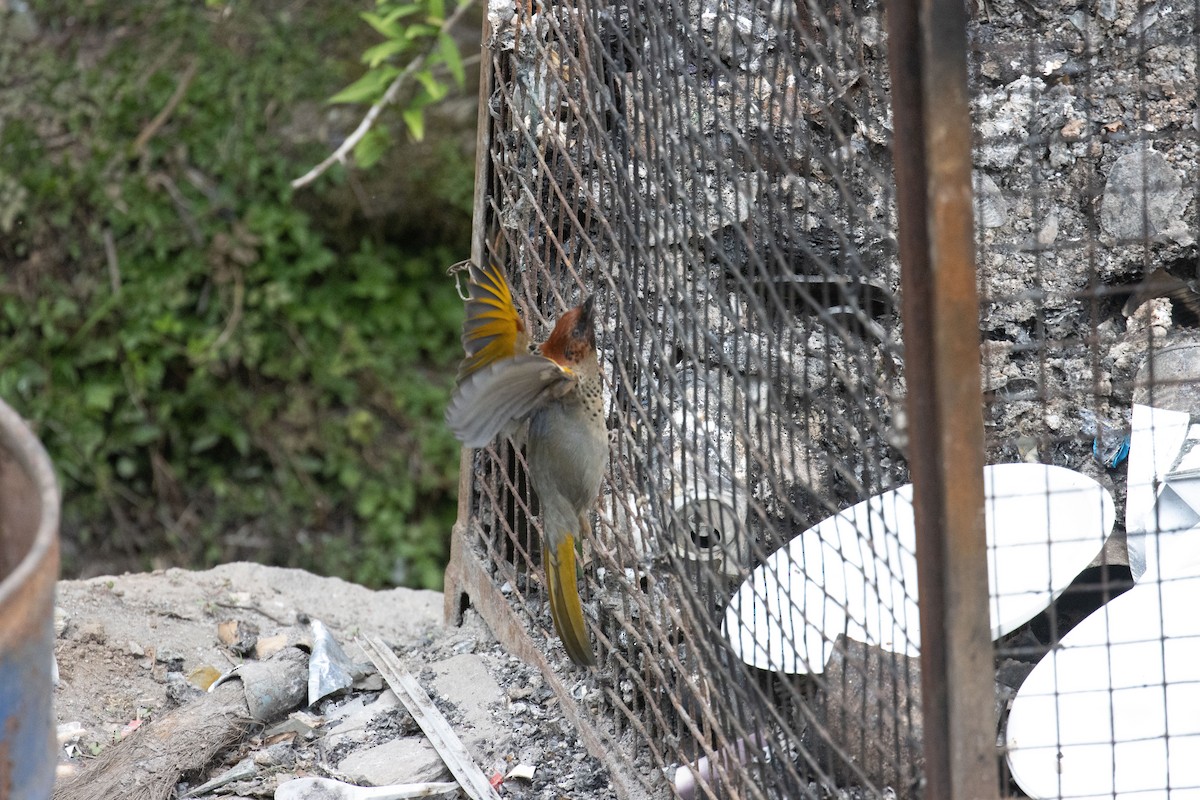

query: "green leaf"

left=401, top=107, right=426, bottom=140
left=116, top=456, right=138, bottom=479
left=190, top=432, right=220, bottom=453
left=410, top=22, right=439, bottom=40
left=328, top=66, right=400, bottom=104
left=437, top=32, right=466, bottom=88
left=128, top=423, right=162, bottom=446
left=415, top=70, right=448, bottom=101
left=353, top=127, right=392, bottom=169
left=362, top=38, right=410, bottom=68
left=360, top=10, right=403, bottom=39
left=84, top=382, right=119, bottom=412
left=380, top=3, right=424, bottom=23
left=403, top=23, right=437, bottom=40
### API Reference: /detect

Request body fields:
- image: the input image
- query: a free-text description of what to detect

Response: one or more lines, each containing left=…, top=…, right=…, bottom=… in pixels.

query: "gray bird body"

left=445, top=266, right=605, bottom=666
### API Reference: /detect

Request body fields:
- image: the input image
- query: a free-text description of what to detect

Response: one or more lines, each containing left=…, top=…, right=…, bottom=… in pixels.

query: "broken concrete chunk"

left=1100, top=148, right=1184, bottom=241
left=338, top=737, right=451, bottom=786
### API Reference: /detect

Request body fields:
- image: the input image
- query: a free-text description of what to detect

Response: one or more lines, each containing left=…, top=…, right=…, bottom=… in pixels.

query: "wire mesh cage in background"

left=443, top=0, right=1200, bottom=796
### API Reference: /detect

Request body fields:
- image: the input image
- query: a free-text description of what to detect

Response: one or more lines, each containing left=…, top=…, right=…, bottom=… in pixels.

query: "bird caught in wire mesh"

left=445, top=260, right=604, bottom=666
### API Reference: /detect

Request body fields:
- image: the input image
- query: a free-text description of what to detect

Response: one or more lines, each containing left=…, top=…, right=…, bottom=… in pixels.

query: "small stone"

left=352, top=672, right=384, bottom=691
left=1060, top=118, right=1086, bottom=141
left=164, top=673, right=202, bottom=707
left=155, top=649, right=184, bottom=672
left=253, top=741, right=296, bottom=768
left=1036, top=213, right=1059, bottom=246
left=1100, top=148, right=1184, bottom=241
left=77, top=622, right=106, bottom=644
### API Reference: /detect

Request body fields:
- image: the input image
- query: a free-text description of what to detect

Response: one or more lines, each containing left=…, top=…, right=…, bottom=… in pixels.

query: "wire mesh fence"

left=974, top=2, right=1200, bottom=798
left=444, top=0, right=1200, bottom=797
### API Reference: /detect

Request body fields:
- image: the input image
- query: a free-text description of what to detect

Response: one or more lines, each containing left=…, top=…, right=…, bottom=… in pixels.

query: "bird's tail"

left=545, top=534, right=596, bottom=667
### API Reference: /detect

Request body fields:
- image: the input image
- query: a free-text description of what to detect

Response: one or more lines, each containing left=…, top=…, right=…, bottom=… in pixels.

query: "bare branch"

left=291, top=0, right=478, bottom=190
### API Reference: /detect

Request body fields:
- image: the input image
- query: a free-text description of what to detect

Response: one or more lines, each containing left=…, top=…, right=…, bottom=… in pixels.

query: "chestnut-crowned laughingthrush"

left=445, top=261, right=605, bottom=666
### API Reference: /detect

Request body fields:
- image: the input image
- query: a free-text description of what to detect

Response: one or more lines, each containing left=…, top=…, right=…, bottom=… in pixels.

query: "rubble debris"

left=182, top=756, right=257, bottom=797
left=338, top=737, right=450, bottom=787
left=53, top=565, right=618, bottom=800
left=360, top=636, right=502, bottom=800
left=53, top=647, right=309, bottom=800
left=1100, top=147, right=1187, bottom=243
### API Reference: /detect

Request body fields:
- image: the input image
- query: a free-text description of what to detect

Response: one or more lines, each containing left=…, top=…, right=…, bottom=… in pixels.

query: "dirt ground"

left=53, top=562, right=618, bottom=799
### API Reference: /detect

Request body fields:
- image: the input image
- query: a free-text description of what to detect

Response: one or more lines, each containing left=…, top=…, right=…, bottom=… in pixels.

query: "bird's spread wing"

left=458, top=261, right=528, bottom=381
left=445, top=355, right=575, bottom=447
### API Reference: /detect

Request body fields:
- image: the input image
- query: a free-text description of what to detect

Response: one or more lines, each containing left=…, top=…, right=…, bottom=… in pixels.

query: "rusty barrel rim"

left=0, top=397, right=60, bottom=599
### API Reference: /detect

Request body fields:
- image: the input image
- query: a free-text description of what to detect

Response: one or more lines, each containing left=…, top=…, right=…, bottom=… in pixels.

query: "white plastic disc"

left=724, top=463, right=1115, bottom=674
left=1005, top=573, right=1200, bottom=799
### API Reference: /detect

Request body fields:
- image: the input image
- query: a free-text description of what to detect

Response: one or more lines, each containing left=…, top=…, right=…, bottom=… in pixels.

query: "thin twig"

left=291, top=0, right=478, bottom=189
left=147, top=172, right=204, bottom=245
left=133, top=57, right=199, bottom=157
left=209, top=267, right=245, bottom=353
left=102, top=228, right=121, bottom=293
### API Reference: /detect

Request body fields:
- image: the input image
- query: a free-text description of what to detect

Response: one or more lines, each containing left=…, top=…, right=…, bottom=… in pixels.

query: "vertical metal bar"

left=886, top=0, right=1000, bottom=798
left=444, top=7, right=494, bottom=627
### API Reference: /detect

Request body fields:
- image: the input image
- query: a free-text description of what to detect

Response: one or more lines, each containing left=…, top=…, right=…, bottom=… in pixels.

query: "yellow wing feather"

left=457, top=261, right=528, bottom=381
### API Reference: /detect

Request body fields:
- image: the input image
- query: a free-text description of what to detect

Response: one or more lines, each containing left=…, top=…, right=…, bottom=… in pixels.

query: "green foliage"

left=332, top=0, right=470, bottom=157
left=0, top=1, right=469, bottom=588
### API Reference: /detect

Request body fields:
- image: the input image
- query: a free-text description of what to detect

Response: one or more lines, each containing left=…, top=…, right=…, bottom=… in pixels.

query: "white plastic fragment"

left=1125, top=403, right=1200, bottom=581
left=504, top=764, right=536, bottom=781
left=274, top=775, right=459, bottom=800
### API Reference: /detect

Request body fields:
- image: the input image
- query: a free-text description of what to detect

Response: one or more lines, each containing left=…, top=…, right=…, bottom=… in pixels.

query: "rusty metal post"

left=443, top=6, right=495, bottom=628
left=886, top=1, right=999, bottom=799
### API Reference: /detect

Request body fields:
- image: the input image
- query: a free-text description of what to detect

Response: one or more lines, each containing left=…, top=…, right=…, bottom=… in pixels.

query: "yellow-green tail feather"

left=546, top=535, right=596, bottom=667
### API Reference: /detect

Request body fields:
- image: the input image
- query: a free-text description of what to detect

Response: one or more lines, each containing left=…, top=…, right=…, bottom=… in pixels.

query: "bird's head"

left=541, top=295, right=596, bottom=367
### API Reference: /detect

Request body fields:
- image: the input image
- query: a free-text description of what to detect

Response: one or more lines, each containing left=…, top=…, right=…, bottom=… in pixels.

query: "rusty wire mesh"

left=457, top=0, right=912, bottom=796
left=447, top=0, right=1200, bottom=797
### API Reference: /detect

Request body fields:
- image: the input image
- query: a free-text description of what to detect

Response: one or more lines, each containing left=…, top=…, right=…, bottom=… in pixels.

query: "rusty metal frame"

left=887, top=1, right=1000, bottom=799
